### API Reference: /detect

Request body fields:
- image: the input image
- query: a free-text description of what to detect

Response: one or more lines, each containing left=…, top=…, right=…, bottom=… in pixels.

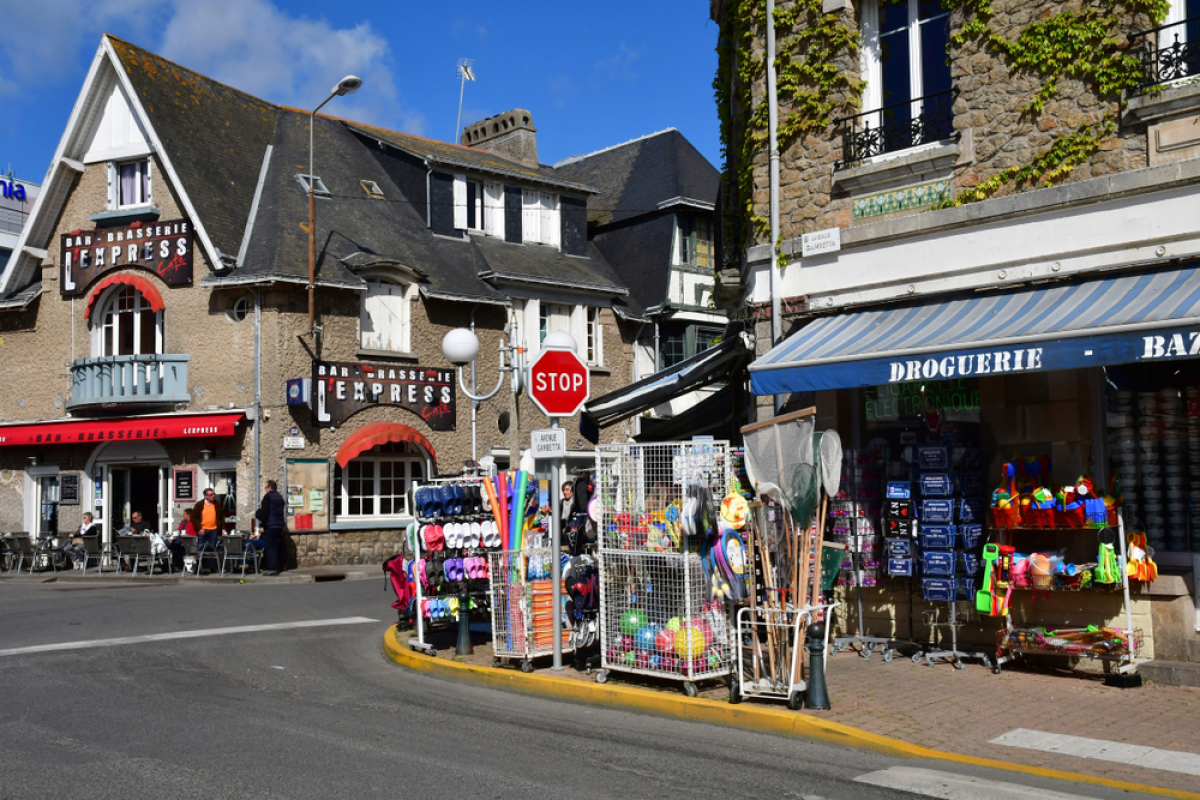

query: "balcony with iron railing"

left=834, top=89, right=957, bottom=170
left=67, top=354, right=191, bottom=411
left=1129, top=16, right=1200, bottom=95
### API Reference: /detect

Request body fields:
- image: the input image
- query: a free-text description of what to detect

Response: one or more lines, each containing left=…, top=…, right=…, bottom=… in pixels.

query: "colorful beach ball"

left=620, top=609, right=648, bottom=636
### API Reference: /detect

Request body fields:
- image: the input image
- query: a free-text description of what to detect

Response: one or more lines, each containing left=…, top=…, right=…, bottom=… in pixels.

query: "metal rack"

left=731, top=601, right=839, bottom=708
left=488, top=548, right=573, bottom=672
left=594, top=441, right=735, bottom=696
left=408, top=475, right=497, bottom=656
left=919, top=599, right=992, bottom=670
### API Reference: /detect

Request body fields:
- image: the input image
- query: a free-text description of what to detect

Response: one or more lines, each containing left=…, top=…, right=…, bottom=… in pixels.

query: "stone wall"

left=737, top=0, right=1157, bottom=247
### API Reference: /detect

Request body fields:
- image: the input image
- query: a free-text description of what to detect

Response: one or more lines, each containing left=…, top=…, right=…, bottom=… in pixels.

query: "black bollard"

left=805, top=623, right=831, bottom=710
left=455, top=588, right=473, bottom=656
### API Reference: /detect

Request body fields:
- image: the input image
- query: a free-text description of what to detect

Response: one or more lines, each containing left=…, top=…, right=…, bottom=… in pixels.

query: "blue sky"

left=0, top=0, right=722, bottom=185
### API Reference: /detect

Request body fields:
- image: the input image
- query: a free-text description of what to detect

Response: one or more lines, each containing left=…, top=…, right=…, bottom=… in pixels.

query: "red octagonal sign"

left=528, top=348, right=590, bottom=417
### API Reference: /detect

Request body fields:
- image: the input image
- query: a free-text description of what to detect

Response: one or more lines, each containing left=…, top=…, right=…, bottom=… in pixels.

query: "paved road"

left=0, top=577, right=1168, bottom=799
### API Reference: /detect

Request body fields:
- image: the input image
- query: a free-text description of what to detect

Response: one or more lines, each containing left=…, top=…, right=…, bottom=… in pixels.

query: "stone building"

left=0, top=35, right=655, bottom=566
left=711, top=1, right=1200, bottom=671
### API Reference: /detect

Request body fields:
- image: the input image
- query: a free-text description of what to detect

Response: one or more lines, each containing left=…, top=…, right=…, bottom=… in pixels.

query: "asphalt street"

left=0, top=577, right=1169, bottom=799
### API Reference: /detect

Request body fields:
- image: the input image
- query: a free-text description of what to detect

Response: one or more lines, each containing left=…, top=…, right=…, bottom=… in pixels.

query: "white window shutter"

left=522, top=190, right=540, bottom=243
left=107, top=162, right=116, bottom=209
left=484, top=182, right=503, bottom=237
left=144, top=159, right=152, bottom=205
left=539, top=193, right=556, bottom=246
left=453, top=174, right=468, bottom=230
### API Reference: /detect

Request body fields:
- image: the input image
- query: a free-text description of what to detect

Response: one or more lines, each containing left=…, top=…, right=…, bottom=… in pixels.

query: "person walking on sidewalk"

left=256, top=480, right=286, bottom=576
left=191, top=489, right=221, bottom=575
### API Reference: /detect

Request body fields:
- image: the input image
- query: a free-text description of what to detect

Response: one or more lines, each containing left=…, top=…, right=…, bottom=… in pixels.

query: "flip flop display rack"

left=488, top=547, right=573, bottom=672
left=594, top=441, right=737, bottom=697
left=408, top=475, right=503, bottom=655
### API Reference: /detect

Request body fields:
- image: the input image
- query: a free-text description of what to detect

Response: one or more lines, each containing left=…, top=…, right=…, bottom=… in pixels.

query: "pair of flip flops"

left=416, top=558, right=441, bottom=590
left=421, top=597, right=460, bottom=618
left=443, top=522, right=483, bottom=549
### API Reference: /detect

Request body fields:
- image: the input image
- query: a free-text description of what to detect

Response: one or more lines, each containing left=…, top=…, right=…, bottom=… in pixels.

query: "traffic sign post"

left=528, top=348, right=589, bottom=418
left=527, top=342, right=590, bottom=671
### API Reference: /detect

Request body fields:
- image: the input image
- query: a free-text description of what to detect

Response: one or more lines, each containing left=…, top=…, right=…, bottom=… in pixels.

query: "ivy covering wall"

left=714, top=0, right=1169, bottom=264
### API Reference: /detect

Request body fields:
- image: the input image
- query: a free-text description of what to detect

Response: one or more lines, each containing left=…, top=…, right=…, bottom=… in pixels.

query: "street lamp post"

left=443, top=318, right=526, bottom=657
left=308, top=75, right=363, bottom=337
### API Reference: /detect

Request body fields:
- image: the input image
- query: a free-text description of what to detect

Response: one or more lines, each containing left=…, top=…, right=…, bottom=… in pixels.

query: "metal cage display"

left=488, top=548, right=572, bottom=671
left=594, top=441, right=735, bottom=695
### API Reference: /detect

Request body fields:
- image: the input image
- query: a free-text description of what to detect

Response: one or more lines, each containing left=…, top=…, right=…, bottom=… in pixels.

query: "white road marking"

left=0, top=617, right=379, bottom=657
left=854, top=766, right=1093, bottom=799
left=990, top=728, right=1200, bottom=778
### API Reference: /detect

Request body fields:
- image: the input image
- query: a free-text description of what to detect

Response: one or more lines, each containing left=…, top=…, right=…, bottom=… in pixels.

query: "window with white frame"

left=334, top=441, right=424, bottom=519
left=359, top=279, right=412, bottom=353
left=858, top=0, right=952, bottom=159
left=96, top=285, right=162, bottom=356
left=586, top=306, right=603, bottom=365
left=110, top=159, right=151, bottom=209
left=539, top=302, right=572, bottom=343
left=522, top=189, right=559, bottom=246
left=1161, top=0, right=1200, bottom=72
left=453, top=175, right=484, bottom=231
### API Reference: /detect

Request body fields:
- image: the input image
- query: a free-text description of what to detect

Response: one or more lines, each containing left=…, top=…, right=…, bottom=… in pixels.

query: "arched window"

left=334, top=440, right=425, bottom=520
left=95, top=285, right=163, bottom=356
left=359, top=278, right=413, bottom=353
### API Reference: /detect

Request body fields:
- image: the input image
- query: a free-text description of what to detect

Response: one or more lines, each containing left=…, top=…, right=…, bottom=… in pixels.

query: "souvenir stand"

left=408, top=474, right=502, bottom=655
left=594, top=441, right=736, bottom=697
left=489, top=547, right=572, bottom=671
left=831, top=447, right=893, bottom=660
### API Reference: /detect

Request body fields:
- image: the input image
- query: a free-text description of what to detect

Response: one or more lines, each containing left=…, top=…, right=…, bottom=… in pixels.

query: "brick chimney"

left=461, top=109, right=539, bottom=168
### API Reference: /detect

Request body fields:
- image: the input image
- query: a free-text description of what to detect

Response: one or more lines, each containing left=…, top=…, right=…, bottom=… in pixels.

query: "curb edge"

left=383, top=626, right=1200, bottom=800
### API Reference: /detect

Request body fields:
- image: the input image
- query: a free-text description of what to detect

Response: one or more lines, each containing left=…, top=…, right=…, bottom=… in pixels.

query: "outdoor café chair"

left=79, top=535, right=103, bottom=574
left=219, top=534, right=260, bottom=578
left=117, top=536, right=156, bottom=576
left=11, top=534, right=35, bottom=575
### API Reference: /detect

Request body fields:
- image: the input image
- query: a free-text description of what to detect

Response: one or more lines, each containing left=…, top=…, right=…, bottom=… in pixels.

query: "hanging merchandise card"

left=920, top=499, right=955, bottom=523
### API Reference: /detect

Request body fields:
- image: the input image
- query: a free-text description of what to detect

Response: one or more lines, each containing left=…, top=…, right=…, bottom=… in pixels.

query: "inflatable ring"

left=719, top=494, right=749, bottom=530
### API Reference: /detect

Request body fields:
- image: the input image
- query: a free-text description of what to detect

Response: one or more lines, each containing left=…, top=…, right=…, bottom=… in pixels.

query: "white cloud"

left=594, top=41, right=643, bottom=82
left=0, top=0, right=425, bottom=134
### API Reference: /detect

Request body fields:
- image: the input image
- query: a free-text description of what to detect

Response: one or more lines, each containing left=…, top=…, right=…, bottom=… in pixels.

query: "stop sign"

left=528, top=348, right=590, bottom=417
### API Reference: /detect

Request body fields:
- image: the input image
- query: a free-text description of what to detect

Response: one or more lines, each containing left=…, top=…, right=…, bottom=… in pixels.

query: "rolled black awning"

left=580, top=331, right=752, bottom=443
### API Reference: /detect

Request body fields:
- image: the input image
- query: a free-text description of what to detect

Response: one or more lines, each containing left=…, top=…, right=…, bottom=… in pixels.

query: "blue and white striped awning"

left=751, top=264, right=1200, bottom=395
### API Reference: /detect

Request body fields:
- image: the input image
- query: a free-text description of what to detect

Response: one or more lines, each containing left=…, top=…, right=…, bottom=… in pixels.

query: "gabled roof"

left=552, top=129, right=719, bottom=227
left=109, top=36, right=281, bottom=264
left=348, top=122, right=598, bottom=194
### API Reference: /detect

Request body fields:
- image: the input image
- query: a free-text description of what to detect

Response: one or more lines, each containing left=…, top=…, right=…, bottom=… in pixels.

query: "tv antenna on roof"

left=455, top=58, right=475, bottom=144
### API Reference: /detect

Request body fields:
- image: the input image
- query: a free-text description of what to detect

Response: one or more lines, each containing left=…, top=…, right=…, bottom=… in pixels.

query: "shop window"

left=205, top=469, right=237, bottom=532
left=96, top=285, right=162, bottom=357
left=38, top=475, right=60, bottom=535
left=359, top=278, right=413, bottom=353
left=110, top=159, right=151, bottom=209
left=334, top=441, right=424, bottom=520
left=858, top=0, right=953, bottom=159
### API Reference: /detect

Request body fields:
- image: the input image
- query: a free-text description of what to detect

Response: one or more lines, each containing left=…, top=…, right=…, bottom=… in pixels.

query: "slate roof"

left=552, top=129, right=720, bottom=227
left=348, top=122, right=597, bottom=193
left=473, top=237, right=628, bottom=295
left=109, top=36, right=281, bottom=263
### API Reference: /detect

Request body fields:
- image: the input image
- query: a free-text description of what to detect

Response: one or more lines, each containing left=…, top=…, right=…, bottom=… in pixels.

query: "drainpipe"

left=425, top=160, right=433, bottom=229
left=654, top=319, right=661, bottom=372
left=767, top=0, right=784, bottom=414
left=253, top=287, right=262, bottom=505
left=470, top=307, right=478, bottom=461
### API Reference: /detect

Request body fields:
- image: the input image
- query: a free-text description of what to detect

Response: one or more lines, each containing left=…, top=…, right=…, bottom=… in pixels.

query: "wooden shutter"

left=522, top=190, right=540, bottom=243
left=484, top=182, right=504, bottom=237
left=452, top=174, right=468, bottom=230
left=361, top=281, right=407, bottom=352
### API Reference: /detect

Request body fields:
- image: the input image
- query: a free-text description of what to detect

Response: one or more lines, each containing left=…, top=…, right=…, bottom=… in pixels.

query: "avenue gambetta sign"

left=312, top=361, right=456, bottom=431
left=59, top=219, right=193, bottom=296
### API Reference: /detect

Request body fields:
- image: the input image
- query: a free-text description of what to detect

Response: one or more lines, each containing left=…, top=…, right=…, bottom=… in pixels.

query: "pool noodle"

left=511, top=471, right=528, bottom=551
left=495, top=473, right=509, bottom=549
left=484, top=478, right=503, bottom=544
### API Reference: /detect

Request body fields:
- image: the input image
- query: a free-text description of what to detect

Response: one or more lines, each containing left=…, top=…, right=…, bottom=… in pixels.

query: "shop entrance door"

left=108, top=465, right=163, bottom=534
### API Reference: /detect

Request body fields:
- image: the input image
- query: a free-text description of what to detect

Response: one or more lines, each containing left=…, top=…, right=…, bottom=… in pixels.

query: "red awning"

left=335, top=422, right=436, bottom=468
left=85, top=273, right=165, bottom=318
left=0, top=413, right=243, bottom=447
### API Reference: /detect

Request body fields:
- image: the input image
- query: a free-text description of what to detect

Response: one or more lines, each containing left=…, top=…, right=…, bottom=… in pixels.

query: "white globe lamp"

left=541, top=330, right=578, bottom=353
left=442, top=328, right=480, bottom=366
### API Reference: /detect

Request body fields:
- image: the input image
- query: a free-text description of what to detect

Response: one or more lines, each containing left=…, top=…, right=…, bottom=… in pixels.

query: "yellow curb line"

left=383, top=627, right=1199, bottom=800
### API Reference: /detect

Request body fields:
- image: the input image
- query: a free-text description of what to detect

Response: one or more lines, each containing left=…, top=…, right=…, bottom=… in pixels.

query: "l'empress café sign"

left=312, top=361, right=456, bottom=431
left=59, top=219, right=193, bottom=295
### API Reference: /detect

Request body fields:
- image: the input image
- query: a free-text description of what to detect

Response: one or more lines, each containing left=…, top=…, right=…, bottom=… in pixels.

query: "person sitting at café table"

left=60, top=512, right=99, bottom=569
left=168, top=509, right=196, bottom=572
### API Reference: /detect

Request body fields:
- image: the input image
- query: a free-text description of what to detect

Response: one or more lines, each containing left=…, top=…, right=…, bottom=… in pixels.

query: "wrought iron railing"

left=1129, top=17, right=1200, bottom=94
left=835, top=89, right=957, bottom=169
left=67, top=354, right=191, bottom=410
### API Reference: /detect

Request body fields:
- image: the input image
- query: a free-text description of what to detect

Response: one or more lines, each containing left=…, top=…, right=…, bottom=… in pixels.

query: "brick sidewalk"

left=812, top=645, right=1200, bottom=794
left=404, top=626, right=1200, bottom=794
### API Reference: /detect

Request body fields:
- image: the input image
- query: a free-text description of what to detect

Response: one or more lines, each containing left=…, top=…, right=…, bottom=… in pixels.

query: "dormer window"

left=522, top=189, right=559, bottom=247
left=453, top=175, right=483, bottom=231
left=361, top=180, right=385, bottom=199
left=110, top=159, right=151, bottom=209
